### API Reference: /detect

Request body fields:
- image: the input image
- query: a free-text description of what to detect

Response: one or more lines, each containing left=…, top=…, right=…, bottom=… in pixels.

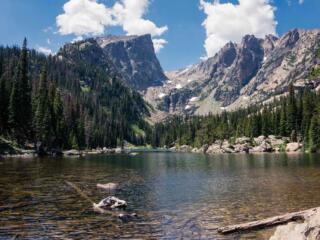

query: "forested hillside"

left=151, top=84, right=320, bottom=152
left=0, top=39, right=150, bottom=152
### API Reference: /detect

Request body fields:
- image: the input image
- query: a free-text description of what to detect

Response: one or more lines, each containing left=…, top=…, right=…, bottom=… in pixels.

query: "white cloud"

left=152, top=39, right=167, bottom=53
left=200, top=0, right=277, bottom=58
left=71, top=36, right=84, bottom=43
left=43, top=26, right=53, bottom=33
left=56, top=0, right=168, bottom=52
left=56, top=0, right=116, bottom=36
left=38, top=47, right=54, bottom=56
left=112, top=0, right=168, bottom=37
left=287, top=0, right=304, bottom=6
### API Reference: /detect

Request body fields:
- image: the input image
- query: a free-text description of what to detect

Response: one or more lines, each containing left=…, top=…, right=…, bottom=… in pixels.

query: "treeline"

left=151, top=84, right=320, bottom=152
left=0, top=39, right=150, bottom=151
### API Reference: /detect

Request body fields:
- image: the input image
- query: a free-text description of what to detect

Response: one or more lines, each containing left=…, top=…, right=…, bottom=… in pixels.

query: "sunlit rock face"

left=145, top=29, right=320, bottom=117
left=58, top=34, right=167, bottom=91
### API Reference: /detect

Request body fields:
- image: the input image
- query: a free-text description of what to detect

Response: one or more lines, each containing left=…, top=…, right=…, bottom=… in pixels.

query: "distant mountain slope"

left=0, top=44, right=150, bottom=149
left=145, top=29, right=320, bottom=116
left=58, top=34, right=167, bottom=91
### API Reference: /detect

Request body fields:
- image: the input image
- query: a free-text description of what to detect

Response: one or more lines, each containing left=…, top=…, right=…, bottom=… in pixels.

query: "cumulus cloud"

left=56, top=0, right=168, bottom=51
left=56, top=0, right=115, bottom=36
left=71, top=36, right=84, bottom=43
left=152, top=39, right=168, bottom=53
left=299, top=0, right=304, bottom=4
left=112, top=0, right=168, bottom=37
left=38, top=47, right=54, bottom=56
left=200, top=0, right=277, bottom=58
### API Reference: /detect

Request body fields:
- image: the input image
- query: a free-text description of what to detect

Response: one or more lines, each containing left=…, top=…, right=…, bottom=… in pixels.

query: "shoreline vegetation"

left=0, top=134, right=313, bottom=159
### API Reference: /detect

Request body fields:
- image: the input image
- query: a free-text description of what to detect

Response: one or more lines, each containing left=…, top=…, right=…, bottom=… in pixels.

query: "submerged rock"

left=129, top=152, right=138, bottom=156
left=118, top=213, right=138, bottom=222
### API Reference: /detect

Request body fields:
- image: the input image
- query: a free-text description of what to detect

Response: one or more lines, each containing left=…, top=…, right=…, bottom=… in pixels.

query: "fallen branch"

left=65, top=180, right=95, bottom=205
left=218, top=207, right=319, bottom=234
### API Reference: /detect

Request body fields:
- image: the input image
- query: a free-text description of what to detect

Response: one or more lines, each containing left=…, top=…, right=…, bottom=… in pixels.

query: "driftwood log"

left=218, top=207, right=319, bottom=234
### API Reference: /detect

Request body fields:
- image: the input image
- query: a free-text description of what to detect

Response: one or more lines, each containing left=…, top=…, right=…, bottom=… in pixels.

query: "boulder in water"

left=93, top=196, right=127, bottom=210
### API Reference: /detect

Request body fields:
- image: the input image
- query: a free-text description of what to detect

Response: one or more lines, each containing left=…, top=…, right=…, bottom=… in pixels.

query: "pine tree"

left=301, top=89, right=314, bottom=146
left=279, top=101, right=287, bottom=136
left=34, top=65, right=51, bottom=146
left=286, top=83, right=297, bottom=141
left=309, top=113, right=320, bottom=152
left=0, top=77, right=9, bottom=133
left=52, top=89, right=65, bottom=148
left=8, top=38, right=32, bottom=143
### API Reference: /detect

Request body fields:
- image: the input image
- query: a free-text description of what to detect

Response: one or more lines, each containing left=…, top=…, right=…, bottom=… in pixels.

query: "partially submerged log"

left=218, top=207, right=319, bottom=234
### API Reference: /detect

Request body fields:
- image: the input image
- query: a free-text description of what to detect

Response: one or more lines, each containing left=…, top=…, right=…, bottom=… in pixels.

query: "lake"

left=1, top=152, right=320, bottom=239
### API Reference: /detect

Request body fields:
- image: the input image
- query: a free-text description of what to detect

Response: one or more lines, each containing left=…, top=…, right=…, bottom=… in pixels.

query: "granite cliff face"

left=145, top=29, right=320, bottom=116
left=58, top=34, right=167, bottom=91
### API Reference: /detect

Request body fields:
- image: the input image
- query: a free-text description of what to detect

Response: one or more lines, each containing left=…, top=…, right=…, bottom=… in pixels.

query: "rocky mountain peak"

left=279, top=28, right=301, bottom=48
left=263, top=34, right=278, bottom=55
left=58, top=34, right=167, bottom=91
left=144, top=29, right=320, bottom=119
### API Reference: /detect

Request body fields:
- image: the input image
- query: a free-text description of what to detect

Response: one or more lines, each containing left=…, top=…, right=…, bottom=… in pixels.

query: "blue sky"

left=0, top=0, right=320, bottom=71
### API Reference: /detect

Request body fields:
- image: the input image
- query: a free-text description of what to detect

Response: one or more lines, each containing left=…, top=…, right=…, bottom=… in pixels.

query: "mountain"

left=0, top=42, right=151, bottom=150
left=58, top=34, right=167, bottom=91
left=145, top=29, right=320, bottom=116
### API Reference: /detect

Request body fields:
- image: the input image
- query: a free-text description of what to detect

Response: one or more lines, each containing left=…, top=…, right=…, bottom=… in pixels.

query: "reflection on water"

left=1, top=153, right=320, bottom=239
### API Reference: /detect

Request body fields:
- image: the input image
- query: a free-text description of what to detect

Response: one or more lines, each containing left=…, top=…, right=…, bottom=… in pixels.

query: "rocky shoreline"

left=0, top=147, right=127, bottom=159
left=0, top=135, right=309, bottom=159
left=169, top=135, right=305, bottom=154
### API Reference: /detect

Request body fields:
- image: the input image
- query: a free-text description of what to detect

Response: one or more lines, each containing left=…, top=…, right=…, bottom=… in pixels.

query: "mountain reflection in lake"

left=1, top=152, right=320, bottom=239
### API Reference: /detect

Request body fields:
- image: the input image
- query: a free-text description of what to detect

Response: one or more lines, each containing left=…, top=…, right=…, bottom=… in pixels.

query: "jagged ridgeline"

left=0, top=39, right=151, bottom=150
